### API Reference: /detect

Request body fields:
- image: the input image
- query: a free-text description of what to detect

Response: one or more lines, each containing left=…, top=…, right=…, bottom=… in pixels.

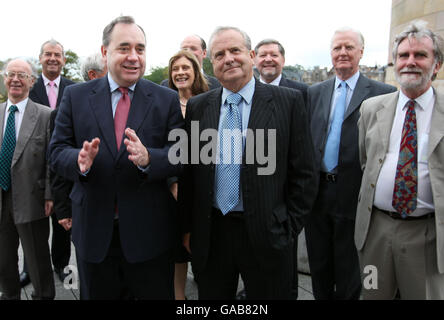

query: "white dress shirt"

left=42, top=73, right=61, bottom=100
left=374, top=87, right=435, bottom=216
left=259, top=73, right=282, bottom=86
left=3, top=98, right=28, bottom=139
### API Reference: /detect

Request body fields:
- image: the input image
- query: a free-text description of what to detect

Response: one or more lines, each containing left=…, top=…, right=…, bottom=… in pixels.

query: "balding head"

left=180, top=35, right=207, bottom=67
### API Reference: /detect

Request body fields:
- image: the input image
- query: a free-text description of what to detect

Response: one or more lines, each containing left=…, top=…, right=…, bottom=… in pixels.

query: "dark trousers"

left=305, top=178, right=361, bottom=300
left=0, top=189, right=55, bottom=300
left=292, top=237, right=299, bottom=299
left=197, top=209, right=293, bottom=300
left=22, top=213, right=71, bottom=276
left=76, top=221, right=174, bottom=300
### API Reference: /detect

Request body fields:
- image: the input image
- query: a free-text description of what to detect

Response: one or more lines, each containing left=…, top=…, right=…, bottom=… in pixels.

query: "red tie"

left=114, top=87, right=131, bottom=150
left=392, top=99, right=417, bottom=218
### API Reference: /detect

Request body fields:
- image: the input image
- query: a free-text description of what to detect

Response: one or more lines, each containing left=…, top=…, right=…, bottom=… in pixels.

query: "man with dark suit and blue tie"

left=22, top=39, right=75, bottom=286
left=48, top=16, right=184, bottom=299
left=179, top=26, right=317, bottom=299
left=305, top=27, right=396, bottom=300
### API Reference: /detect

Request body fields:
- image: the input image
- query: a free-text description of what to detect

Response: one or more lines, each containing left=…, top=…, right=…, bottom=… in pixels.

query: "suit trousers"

left=197, top=209, right=293, bottom=300
left=305, top=178, right=361, bottom=300
left=76, top=221, right=174, bottom=300
left=359, top=207, right=444, bottom=300
left=0, top=189, right=55, bottom=300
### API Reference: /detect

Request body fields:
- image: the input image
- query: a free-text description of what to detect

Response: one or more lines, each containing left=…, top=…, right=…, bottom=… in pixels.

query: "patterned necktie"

left=0, top=105, right=18, bottom=191
left=323, top=80, right=347, bottom=172
left=215, top=93, right=243, bottom=215
left=48, top=81, right=57, bottom=109
left=114, top=87, right=131, bottom=150
left=392, top=99, right=417, bottom=217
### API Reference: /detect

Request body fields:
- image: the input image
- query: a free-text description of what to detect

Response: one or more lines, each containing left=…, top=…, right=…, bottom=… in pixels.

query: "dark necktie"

left=392, top=99, right=418, bottom=218
left=114, top=88, right=131, bottom=150
left=215, top=93, right=243, bottom=214
left=0, top=105, right=19, bottom=191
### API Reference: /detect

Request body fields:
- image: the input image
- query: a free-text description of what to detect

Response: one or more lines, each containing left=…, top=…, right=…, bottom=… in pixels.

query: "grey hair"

left=331, top=27, right=365, bottom=49
left=254, top=38, right=285, bottom=57
left=208, top=26, right=251, bottom=58
left=81, top=53, right=106, bottom=81
left=2, top=58, right=38, bottom=89
left=102, top=15, right=146, bottom=47
left=392, top=20, right=444, bottom=80
left=39, top=39, right=65, bottom=58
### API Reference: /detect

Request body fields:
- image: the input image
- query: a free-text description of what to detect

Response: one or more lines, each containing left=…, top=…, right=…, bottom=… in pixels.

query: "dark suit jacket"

left=279, top=76, right=308, bottom=106
left=29, top=75, right=75, bottom=108
left=308, top=74, right=396, bottom=219
left=48, top=76, right=184, bottom=264
left=160, top=73, right=221, bottom=90
left=179, top=79, right=317, bottom=272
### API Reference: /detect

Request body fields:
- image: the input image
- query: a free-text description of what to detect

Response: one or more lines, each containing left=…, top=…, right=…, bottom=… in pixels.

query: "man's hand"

left=124, top=128, right=150, bottom=167
left=59, top=218, right=72, bottom=231
left=45, top=200, right=54, bottom=217
left=170, top=182, right=178, bottom=201
left=183, top=233, right=191, bottom=254
left=78, top=138, right=100, bottom=173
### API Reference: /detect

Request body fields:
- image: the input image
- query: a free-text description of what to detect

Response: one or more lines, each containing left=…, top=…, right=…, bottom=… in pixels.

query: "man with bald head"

left=161, top=34, right=220, bottom=89
left=305, top=27, right=396, bottom=300
left=0, top=59, right=54, bottom=300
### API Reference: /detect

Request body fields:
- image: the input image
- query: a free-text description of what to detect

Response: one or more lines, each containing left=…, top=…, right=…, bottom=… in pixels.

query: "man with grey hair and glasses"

left=81, top=53, right=107, bottom=81
left=356, top=20, right=444, bottom=299
left=0, top=59, right=54, bottom=299
left=305, top=27, right=396, bottom=300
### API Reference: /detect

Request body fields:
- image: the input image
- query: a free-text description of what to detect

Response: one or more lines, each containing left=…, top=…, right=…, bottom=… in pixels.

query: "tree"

left=202, top=58, right=214, bottom=76
left=144, top=66, right=168, bottom=84
left=62, top=49, right=82, bottom=82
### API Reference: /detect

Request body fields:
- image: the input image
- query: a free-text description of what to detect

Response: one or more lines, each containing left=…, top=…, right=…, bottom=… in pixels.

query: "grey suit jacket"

left=308, top=74, right=396, bottom=219
left=355, top=89, right=444, bottom=273
left=0, top=99, right=52, bottom=224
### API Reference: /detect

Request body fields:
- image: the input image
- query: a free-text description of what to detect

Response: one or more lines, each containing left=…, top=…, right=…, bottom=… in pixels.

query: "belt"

left=212, top=208, right=244, bottom=219
left=375, top=207, right=435, bottom=221
left=321, top=172, right=337, bottom=183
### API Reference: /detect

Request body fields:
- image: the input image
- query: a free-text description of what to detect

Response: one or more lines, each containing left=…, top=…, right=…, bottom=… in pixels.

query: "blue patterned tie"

left=323, top=81, right=347, bottom=172
left=215, top=93, right=243, bottom=215
left=0, top=105, right=18, bottom=191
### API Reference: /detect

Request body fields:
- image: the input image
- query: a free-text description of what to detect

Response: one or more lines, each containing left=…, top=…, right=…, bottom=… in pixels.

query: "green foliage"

left=144, top=66, right=168, bottom=84
left=62, top=49, right=82, bottom=82
left=202, top=58, right=214, bottom=76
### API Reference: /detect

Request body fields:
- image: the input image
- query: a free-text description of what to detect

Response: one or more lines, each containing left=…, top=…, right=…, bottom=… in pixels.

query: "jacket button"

left=371, top=184, right=375, bottom=188
left=379, top=159, right=383, bottom=164
left=368, top=207, right=372, bottom=212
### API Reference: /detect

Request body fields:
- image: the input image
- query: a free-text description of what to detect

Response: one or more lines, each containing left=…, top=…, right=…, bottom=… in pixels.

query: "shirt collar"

left=259, top=73, right=282, bottom=86
left=399, top=86, right=434, bottom=111
left=7, top=98, right=28, bottom=113
left=107, top=73, right=137, bottom=93
left=42, top=73, right=61, bottom=88
left=222, top=76, right=255, bottom=105
left=335, top=71, right=360, bottom=91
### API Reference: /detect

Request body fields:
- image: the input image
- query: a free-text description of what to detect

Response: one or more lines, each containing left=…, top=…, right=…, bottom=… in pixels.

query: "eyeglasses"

left=3, top=71, right=32, bottom=80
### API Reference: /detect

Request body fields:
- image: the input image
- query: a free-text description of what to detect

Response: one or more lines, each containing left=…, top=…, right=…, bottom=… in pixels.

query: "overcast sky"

left=1, top=0, right=393, bottom=72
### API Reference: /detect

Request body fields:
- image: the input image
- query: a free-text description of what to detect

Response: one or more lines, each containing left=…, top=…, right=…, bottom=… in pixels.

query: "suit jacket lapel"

left=202, top=87, right=222, bottom=131
left=345, top=74, right=370, bottom=120
left=428, top=90, right=444, bottom=158
left=90, top=77, right=117, bottom=158
left=320, top=78, right=335, bottom=126
left=36, top=76, right=50, bottom=107
left=56, top=77, right=67, bottom=107
left=247, top=81, right=273, bottom=132
left=12, top=100, right=38, bottom=167
left=376, top=92, right=399, bottom=154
